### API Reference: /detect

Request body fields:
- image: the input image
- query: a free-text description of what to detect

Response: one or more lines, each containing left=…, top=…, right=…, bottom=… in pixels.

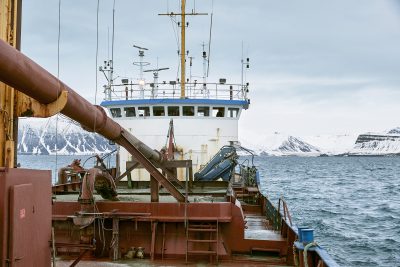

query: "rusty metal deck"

left=244, top=214, right=284, bottom=241
left=54, top=194, right=226, bottom=203
left=55, top=258, right=292, bottom=266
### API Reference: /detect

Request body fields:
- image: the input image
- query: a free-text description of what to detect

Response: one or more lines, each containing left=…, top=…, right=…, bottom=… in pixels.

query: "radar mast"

left=159, top=0, right=207, bottom=98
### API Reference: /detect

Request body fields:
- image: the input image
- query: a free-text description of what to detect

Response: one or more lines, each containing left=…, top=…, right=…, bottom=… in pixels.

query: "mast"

left=132, top=45, right=149, bottom=99
left=180, top=0, right=186, bottom=98
left=159, top=1, right=207, bottom=99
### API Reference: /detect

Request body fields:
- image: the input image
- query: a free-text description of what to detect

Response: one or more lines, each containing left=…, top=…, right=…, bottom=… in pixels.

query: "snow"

left=387, top=127, right=400, bottom=134
left=17, top=116, right=114, bottom=155
left=240, top=128, right=400, bottom=157
left=350, top=133, right=400, bottom=155
left=241, top=132, right=320, bottom=156
left=17, top=116, right=400, bottom=157
left=302, top=134, right=358, bottom=155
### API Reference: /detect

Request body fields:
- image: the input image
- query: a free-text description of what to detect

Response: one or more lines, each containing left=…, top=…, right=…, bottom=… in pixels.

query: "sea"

left=19, top=154, right=400, bottom=267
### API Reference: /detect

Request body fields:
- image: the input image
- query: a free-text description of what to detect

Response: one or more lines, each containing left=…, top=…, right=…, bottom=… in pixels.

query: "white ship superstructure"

left=101, top=85, right=249, bottom=179
left=99, top=1, right=250, bottom=180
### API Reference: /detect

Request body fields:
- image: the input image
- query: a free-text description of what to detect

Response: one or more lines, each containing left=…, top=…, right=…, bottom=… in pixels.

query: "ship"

left=0, top=1, right=339, bottom=267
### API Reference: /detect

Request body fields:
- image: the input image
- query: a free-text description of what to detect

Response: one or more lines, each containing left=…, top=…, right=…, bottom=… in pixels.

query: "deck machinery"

left=0, top=1, right=337, bottom=267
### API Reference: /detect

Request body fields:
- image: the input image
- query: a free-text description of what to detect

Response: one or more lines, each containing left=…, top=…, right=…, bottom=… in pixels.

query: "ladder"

left=186, top=220, right=219, bottom=264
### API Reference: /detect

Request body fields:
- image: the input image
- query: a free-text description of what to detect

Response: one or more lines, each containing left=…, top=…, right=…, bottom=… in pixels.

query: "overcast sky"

left=21, top=0, right=400, bottom=137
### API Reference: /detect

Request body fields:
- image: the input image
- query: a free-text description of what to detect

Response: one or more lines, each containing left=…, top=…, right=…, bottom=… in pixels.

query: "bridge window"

left=153, top=106, right=165, bottom=116
left=212, top=107, right=225, bottom=117
left=138, top=107, right=150, bottom=117
left=168, top=106, right=180, bottom=116
left=228, top=108, right=239, bottom=118
left=124, top=107, right=136, bottom=117
left=183, top=106, right=195, bottom=116
left=197, top=106, right=210, bottom=117
left=110, top=108, right=122, bottom=118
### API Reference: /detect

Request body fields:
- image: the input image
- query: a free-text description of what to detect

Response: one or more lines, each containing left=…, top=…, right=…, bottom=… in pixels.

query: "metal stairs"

left=185, top=220, right=219, bottom=263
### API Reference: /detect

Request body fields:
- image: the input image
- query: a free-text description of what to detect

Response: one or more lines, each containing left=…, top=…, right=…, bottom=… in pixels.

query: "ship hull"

left=51, top=181, right=335, bottom=267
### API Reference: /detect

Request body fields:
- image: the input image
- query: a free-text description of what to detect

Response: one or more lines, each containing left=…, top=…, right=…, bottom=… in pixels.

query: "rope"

left=168, top=16, right=180, bottom=80
left=91, top=0, right=101, bottom=254
left=93, top=0, right=100, bottom=131
left=304, top=242, right=318, bottom=267
left=54, top=0, right=62, bottom=184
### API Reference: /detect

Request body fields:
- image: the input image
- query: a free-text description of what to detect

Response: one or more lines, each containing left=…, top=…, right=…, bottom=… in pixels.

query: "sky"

left=20, top=0, right=400, bottom=137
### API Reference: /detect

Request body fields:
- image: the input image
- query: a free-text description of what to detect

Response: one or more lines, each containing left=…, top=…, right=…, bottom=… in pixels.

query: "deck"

left=51, top=182, right=293, bottom=266
left=244, top=214, right=284, bottom=241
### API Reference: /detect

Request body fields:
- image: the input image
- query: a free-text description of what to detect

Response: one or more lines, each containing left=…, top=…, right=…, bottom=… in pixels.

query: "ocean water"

left=18, top=154, right=116, bottom=183
left=18, top=155, right=400, bottom=266
left=255, top=156, right=400, bottom=267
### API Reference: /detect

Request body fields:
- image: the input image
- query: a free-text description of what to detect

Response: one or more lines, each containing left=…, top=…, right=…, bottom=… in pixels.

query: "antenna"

left=241, top=42, right=250, bottom=98
left=111, top=0, right=116, bottom=72
left=207, top=12, right=213, bottom=77
left=207, top=0, right=214, bottom=77
left=132, top=44, right=150, bottom=98
left=99, top=1, right=117, bottom=101
left=201, top=42, right=208, bottom=97
left=188, top=56, right=194, bottom=83
left=159, top=0, right=207, bottom=98
left=133, top=45, right=149, bottom=51
left=241, top=41, right=243, bottom=90
left=144, top=67, right=170, bottom=98
left=144, top=67, right=170, bottom=72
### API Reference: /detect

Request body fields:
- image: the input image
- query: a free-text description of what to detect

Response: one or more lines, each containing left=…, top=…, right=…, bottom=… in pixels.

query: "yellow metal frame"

left=16, top=90, right=69, bottom=118
left=0, top=0, right=67, bottom=167
left=0, top=0, right=19, bottom=168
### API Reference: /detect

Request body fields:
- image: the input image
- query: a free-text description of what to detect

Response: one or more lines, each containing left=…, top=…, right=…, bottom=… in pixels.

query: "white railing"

left=103, top=82, right=249, bottom=101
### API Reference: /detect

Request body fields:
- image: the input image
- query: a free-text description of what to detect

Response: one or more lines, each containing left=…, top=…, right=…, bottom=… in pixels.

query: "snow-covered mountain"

left=240, top=128, right=400, bottom=156
left=387, top=127, right=400, bottom=135
left=18, top=116, right=115, bottom=155
left=302, top=134, right=358, bottom=155
left=348, top=130, right=400, bottom=155
left=242, top=132, right=321, bottom=156
left=17, top=117, right=400, bottom=157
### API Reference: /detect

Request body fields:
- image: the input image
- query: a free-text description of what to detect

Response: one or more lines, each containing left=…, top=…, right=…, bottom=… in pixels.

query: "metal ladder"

left=186, top=220, right=219, bottom=264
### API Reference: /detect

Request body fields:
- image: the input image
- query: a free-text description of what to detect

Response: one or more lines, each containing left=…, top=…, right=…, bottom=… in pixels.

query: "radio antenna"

left=207, top=0, right=214, bottom=77
left=111, top=0, right=116, bottom=79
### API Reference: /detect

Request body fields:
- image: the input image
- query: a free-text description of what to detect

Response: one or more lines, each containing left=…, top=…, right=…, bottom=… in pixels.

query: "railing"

left=265, top=196, right=293, bottom=231
left=103, top=82, right=249, bottom=101
left=265, top=197, right=282, bottom=231
left=278, top=197, right=293, bottom=227
left=263, top=196, right=339, bottom=267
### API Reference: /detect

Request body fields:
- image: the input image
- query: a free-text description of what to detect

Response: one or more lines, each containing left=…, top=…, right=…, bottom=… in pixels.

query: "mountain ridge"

left=18, top=116, right=115, bottom=155
left=241, top=128, right=400, bottom=156
left=17, top=117, right=400, bottom=156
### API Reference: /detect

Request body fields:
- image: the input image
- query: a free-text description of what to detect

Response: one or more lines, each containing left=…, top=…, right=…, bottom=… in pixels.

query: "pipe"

left=0, top=39, right=186, bottom=202
left=0, top=39, right=161, bottom=162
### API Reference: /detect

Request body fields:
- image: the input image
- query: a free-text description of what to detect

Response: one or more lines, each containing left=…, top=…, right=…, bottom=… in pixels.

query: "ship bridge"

left=100, top=79, right=250, bottom=124
left=100, top=81, right=250, bottom=179
left=101, top=98, right=248, bottom=119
